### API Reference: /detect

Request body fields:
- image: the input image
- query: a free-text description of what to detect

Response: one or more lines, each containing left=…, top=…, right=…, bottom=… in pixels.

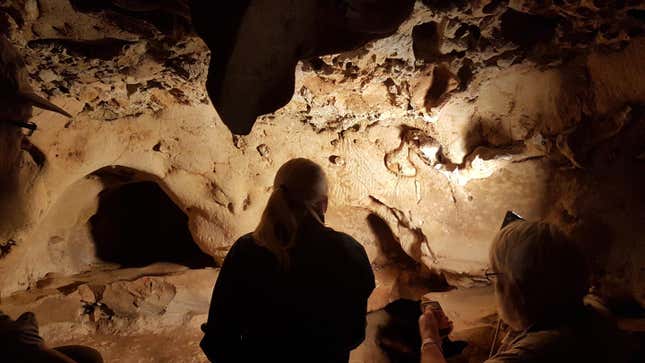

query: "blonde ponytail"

left=253, top=187, right=300, bottom=268
left=252, top=158, right=328, bottom=269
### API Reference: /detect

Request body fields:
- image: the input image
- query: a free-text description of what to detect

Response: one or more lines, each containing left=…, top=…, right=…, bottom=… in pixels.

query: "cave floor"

left=48, top=327, right=208, bottom=363
left=45, top=312, right=391, bottom=363
left=0, top=263, right=394, bottom=363
left=44, top=312, right=495, bottom=363
left=0, top=264, right=498, bottom=362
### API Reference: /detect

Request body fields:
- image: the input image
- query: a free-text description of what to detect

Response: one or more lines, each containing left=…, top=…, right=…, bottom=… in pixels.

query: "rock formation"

left=192, top=0, right=416, bottom=134
left=0, top=0, right=643, bottom=361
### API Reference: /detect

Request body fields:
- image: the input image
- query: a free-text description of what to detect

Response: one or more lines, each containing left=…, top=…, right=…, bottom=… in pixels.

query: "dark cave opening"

left=89, top=181, right=215, bottom=269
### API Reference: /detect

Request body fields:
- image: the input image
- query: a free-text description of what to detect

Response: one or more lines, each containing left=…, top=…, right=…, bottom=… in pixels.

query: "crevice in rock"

left=412, top=21, right=441, bottom=63
left=482, top=0, right=507, bottom=14
left=92, top=165, right=143, bottom=184
left=209, top=181, right=233, bottom=211
left=385, top=126, right=444, bottom=177
left=20, top=137, right=46, bottom=168
left=0, top=238, right=16, bottom=259
left=421, top=0, right=469, bottom=12
left=500, top=9, right=558, bottom=48
left=457, top=58, right=473, bottom=91
left=28, top=38, right=135, bottom=60
left=89, top=181, right=215, bottom=269
left=69, top=0, right=190, bottom=37
left=302, top=57, right=335, bottom=75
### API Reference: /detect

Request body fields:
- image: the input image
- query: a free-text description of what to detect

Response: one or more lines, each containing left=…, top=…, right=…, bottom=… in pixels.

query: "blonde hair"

left=253, top=158, right=328, bottom=269
left=490, top=221, right=589, bottom=325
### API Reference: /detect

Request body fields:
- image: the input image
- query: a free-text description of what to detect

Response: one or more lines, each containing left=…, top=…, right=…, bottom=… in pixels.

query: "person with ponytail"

left=200, top=158, right=375, bottom=363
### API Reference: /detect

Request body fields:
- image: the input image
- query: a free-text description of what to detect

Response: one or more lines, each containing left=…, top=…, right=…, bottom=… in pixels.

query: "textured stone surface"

left=191, top=0, right=416, bottom=134
left=0, top=0, right=643, bottom=349
left=0, top=263, right=217, bottom=336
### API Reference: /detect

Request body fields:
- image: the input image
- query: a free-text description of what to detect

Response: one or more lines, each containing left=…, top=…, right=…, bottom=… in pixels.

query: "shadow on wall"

left=89, top=180, right=216, bottom=269
left=367, top=213, right=418, bottom=268
left=546, top=105, right=645, bottom=314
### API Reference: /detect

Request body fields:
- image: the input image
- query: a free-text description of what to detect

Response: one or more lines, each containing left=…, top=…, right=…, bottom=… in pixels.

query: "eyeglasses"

left=484, top=268, right=503, bottom=282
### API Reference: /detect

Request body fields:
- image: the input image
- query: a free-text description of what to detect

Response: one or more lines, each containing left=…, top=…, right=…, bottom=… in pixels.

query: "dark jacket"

left=200, top=219, right=375, bottom=363
left=201, top=221, right=375, bottom=363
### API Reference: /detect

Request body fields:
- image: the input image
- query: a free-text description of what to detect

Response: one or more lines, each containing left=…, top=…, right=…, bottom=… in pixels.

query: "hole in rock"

left=89, top=181, right=215, bottom=268
left=500, top=9, right=558, bottom=47
left=457, top=59, right=474, bottom=91
left=482, top=0, right=506, bottom=14
left=69, top=0, right=190, bottom=37
left=412, top=22, right=441, bottom=62
left=421, top=0, right=469, bottom=11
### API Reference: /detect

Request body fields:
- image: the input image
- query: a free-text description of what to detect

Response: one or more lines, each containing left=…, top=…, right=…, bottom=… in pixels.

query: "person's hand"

left=419, top=311, right=451, bottom=363
left=435, top=309, right=454, bottom=336
left=419, top=306, right=454, bottom=341
left=419, top=308, right=442, bottom=343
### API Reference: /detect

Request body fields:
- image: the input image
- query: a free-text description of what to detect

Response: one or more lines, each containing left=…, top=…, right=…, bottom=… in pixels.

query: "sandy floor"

left=50, top=327, right=208, bottom=363
left=45, top=311, right=495, bottom=363
left=47, top=312, right=391, bottom=363
left=2, top=264, right=496, bottom=363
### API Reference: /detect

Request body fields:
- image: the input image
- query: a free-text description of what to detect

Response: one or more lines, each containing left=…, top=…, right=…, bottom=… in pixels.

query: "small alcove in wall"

left=88, top=175, right=215, bottom=269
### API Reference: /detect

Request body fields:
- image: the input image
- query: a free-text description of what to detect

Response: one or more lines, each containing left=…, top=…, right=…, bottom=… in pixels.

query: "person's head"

left=253, top=158, right=328, bottom=268
left=489, top=221, right=589, bottom=331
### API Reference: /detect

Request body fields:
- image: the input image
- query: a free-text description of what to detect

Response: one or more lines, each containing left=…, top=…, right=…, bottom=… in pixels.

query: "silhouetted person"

left=201, top=158, right=375, bottom=363
left=0, top=310, right=103, bottom=363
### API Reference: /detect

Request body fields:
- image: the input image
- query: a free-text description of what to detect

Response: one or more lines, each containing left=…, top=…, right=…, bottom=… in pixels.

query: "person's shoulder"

left=326, top=229, right=365, bottom=252
left=495, top=324, right=609, bottom=363
left=486, top=330, right=564, bottom=363
left=332, top=230, right=361, bottom=245
left=232, top=233, right=256, bottom=248
left=225, top=233, right=261, bottom=259
left=515, top=329, right=565, bottom=351
left=325, top=229, right=372, bottom=267
left=220, top=233, right=281, bottom=275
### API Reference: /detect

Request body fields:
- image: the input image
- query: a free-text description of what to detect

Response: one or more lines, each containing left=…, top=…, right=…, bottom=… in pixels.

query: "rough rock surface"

left=0, top=1, right=644, bottom=358
left=0, top=263, right=216, bottom=362
left=191, top=0, right=417, bottom=134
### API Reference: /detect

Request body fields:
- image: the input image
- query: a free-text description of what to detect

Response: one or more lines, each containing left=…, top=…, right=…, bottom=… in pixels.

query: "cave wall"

left=0, top=0, right=643, bottom=310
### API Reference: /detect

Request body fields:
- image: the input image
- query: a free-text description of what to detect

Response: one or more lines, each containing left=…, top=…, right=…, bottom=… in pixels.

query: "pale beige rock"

left=0, top=3, right=643, bottom=357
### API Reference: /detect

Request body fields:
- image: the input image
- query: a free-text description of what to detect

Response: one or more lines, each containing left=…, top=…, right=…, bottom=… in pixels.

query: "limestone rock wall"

left=0, top=0, right=644, bottom=311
